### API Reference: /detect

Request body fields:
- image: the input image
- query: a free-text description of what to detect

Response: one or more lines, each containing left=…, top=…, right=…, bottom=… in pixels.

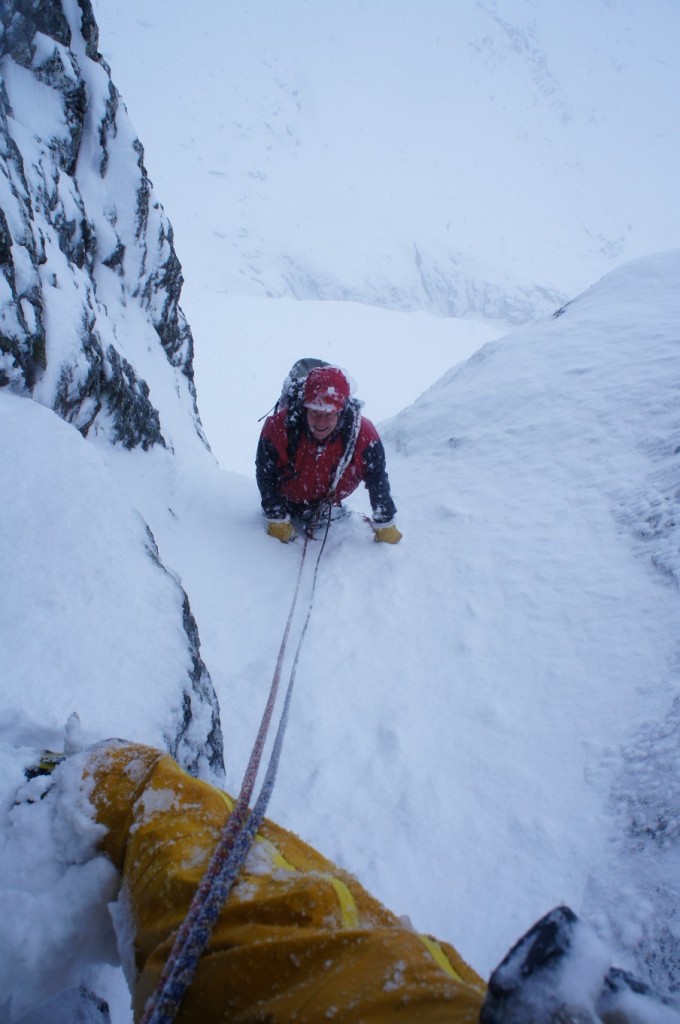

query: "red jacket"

left=256, top=402, right=397, bottom=523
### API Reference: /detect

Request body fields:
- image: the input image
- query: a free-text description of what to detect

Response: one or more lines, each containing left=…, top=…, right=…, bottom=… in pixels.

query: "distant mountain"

left=93, top=0, right=680, bottom=324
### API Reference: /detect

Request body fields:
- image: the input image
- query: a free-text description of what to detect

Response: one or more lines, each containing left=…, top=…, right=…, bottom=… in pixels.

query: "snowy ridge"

left=381, top=250, right=680, bottom=988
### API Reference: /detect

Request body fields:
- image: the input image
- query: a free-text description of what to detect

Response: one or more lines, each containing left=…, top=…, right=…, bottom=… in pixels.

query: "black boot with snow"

left=479, top=905, right=680, bottom=1024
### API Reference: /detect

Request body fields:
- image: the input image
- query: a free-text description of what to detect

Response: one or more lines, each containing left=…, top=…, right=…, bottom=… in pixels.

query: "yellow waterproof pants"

left=88, top=742, right=486, bottom=1022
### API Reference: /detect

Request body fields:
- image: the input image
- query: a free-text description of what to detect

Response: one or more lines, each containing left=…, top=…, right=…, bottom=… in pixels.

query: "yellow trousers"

left=88, top=742, right=486, bottom=1022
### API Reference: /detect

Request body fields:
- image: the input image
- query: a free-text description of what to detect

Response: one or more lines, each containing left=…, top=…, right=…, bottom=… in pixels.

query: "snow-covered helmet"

left=303, top=366, right=350, bottom=412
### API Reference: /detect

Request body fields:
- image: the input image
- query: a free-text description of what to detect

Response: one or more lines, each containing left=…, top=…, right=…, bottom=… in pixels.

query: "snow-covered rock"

left=0, top=0, right=202, bottom=450
left=0, top=0, right=224, bottom=785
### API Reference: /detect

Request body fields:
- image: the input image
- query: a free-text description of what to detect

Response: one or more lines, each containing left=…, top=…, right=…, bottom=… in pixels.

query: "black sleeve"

left=362, top=438, right=397, bottom=523
left=255, top=436, right=288, bottom=519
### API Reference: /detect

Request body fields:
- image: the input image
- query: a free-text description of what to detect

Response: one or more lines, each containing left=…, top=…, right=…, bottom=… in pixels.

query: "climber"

left=31, top=741, right=679, bottom=1024
left=256, top=363, right=402, bottom=543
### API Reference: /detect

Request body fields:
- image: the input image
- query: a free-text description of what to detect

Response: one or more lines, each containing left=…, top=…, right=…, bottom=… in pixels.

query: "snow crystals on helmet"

left=302, top=366, right=351, bottom=412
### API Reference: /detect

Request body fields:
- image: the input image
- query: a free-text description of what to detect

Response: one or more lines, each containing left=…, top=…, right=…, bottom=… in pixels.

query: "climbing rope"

left=331, top=401, right=362, bottom=493
left=139, top=506, right=333, bottom=1024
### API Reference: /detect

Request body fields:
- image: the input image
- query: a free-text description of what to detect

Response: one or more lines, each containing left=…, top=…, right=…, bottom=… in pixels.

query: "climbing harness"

left=139, top=505, right=334, bottom=1024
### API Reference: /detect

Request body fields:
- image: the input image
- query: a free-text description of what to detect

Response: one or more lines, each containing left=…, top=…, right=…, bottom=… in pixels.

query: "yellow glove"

left=267, top=519, right=296, bottom=543
left=374, top=523, right=403, bottom=544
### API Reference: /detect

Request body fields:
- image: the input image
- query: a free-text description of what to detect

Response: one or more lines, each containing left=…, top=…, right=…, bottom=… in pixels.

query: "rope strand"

left=139, top=510, right=332, bottom=1024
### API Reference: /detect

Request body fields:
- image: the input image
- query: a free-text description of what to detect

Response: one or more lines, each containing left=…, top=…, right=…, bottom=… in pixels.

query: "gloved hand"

left=374, top=523, right=403, bottom=544
left=267, top=519, right=296, bottom=543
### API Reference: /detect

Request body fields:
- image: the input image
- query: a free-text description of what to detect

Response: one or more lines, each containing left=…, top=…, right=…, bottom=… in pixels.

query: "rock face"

left=0, top=0, right=202, bottom=449
left=0, top=0, right=224, bottom=782
left=143, top=525, right=225, bottom=781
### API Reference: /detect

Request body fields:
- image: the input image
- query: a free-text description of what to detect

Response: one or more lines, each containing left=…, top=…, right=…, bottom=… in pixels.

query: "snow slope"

left=2, top=251, right=679, bottom=1020
left=0, top=392, right=220, bottom=771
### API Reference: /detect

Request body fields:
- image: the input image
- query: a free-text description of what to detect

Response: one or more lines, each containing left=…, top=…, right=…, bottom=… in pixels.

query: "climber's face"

left=306, top=408, right=340, bottom=441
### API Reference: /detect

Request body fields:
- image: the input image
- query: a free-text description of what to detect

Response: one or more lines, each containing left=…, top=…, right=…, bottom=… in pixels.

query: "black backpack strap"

left=285, top=381, right=307, bottom=466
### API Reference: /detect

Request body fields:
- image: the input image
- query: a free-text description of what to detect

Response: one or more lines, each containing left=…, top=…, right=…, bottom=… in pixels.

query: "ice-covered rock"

left=0, top=0, right=202, bottom=450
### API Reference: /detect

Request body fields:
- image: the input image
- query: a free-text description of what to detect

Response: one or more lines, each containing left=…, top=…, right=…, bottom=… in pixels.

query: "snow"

left=0, top=748, right=119, bottom=1019
left=2, top=249, right=680, bottom=1020
left=2, top=1, right=680, bottom=1018
left=89, top=0, right=680, bottom=319
left=0, top=393, right=203, bottom=752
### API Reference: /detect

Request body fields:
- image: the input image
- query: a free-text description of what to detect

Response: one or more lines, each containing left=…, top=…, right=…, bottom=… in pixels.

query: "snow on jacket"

left=256, top=401, right=398, bottom=522
left=88, top=741, right=486, bottom=1023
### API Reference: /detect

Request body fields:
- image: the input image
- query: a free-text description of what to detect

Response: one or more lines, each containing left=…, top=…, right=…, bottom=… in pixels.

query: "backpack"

left=258, top=358, right=330, bottom=424
left=277, top=357, right=330, bottom=413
